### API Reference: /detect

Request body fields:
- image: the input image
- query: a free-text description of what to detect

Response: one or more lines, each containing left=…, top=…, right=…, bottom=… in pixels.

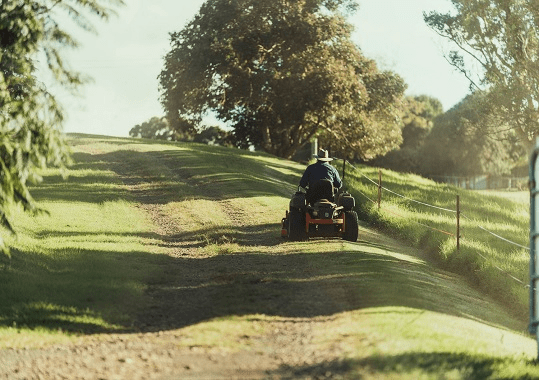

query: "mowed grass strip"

left=0, top=139, right=171, bottom=347
left=0, top=134, right=303, bottom=347
left=2, top=135, right=539, bottom=379
left=307, top=307, right=538, bottom=380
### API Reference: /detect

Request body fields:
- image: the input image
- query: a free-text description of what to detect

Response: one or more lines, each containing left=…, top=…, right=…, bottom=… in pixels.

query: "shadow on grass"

left=0, top=229, right=518, bottom=335
left=268, top=352, right=539, bottom=379
left=133, top=240, right=525, bottom=333
left=0, top=247, right=171, bottom=333
left=0, top=139, right=525, bottom=338
left=31, top=220, right=283, bottom=249
left=31, top=152, right=130, bottom=204
left=34, top=146, right=303, bottom=204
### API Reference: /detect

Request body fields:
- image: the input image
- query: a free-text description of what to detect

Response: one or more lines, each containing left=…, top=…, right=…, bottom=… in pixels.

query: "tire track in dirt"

left=97, top=148, right=347, bottom=377
left=1, top=143, right=529, bottom=380
left=1, top=145, right=346, bottom=379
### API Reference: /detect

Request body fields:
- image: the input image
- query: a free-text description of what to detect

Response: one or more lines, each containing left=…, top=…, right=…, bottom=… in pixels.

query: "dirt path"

left=0, top=148, right=352, bottom=379
left=0, top=145, right=528, bottom=380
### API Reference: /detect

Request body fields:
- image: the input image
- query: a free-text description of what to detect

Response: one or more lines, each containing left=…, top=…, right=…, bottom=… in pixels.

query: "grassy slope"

left=346, top=166, right=530, bottom=322
left=0, top=134, right=538, bottom=378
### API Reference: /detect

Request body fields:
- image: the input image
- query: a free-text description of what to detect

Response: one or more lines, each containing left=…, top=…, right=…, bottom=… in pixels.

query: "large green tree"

left=0, top=0, right=123, bottom=254
left=129, top=117, right=177, bottom=140
left=159, top=0, right=405, bottom=159
left=421, top=91, right=523, bottom=177
left=367, top=95, right=443, bottom=173
left=424, top=0, right=539, bottom=151
left=400, top=95, right=443, bottom=150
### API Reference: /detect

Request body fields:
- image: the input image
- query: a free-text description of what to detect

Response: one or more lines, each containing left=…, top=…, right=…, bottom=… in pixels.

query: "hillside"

left=0, top=134, right=537, bottom=379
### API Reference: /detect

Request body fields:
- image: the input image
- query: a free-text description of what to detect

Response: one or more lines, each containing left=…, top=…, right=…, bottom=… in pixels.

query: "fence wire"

left=342, top=160, right=529, bottom=288
left=461, top=213, right=530, bottom=251
left=348, top=161, right=457, bottom=214
left=355, top=187, right=456, bottom=237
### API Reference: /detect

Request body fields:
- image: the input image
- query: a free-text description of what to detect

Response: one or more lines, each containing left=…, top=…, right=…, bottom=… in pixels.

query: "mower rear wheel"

left=288, top=208, right=307, bottom=241
left=343, top=211, right=359, bottom=242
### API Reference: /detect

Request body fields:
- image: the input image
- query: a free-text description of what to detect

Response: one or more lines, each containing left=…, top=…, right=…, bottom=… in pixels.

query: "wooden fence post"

left=378, top=170, right=382, bottom=209
left=456, top=195, right=460, bottom=253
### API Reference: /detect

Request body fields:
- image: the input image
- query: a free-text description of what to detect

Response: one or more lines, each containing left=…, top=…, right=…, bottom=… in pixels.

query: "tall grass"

left=344, top=164, right=530, bottom=321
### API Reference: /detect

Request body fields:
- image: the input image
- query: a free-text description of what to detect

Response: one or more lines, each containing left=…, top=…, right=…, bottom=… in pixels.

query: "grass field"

left=0, top=134, right=301, bottom=347
left=0, top=141, right=166, bottom=346
left=345, top=165, right=531, bottom=321
left=1, top=134, right=539, bottom=379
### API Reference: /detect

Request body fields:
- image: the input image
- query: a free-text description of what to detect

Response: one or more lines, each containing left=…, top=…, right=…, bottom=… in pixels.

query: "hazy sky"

left=45, top=0, right=470, bottom=137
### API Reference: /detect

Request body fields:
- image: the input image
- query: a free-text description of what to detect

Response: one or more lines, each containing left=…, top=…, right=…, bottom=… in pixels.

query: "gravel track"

left=0, top=147, right=351, bottom=380
left=0, top=144, right=527, bottom=379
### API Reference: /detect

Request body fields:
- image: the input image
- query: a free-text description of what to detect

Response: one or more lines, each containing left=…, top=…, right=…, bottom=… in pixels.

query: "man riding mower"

left=281, top=149, right=359, bottom=242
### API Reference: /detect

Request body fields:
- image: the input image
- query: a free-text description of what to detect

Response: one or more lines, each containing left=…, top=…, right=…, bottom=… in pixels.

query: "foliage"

left=420, top=92, right=524, bottom=177
left=193, top=126, right=233, bottom=146
left=400, top=95, right=443, bottom=149
left=367, top=95, right=443, bottom=173
left=424, top=0, right=539, bottom=151
left=129, top=116, right=233, bottom=147
left=159, top=0, right=405, bottom=160
left=129, top=117, right=177, bottom=140
left=347, top=164, right=529, bottom=321
left=370, top=90, right=524, bottom=178
left=0, top=0, right=123, bottom=255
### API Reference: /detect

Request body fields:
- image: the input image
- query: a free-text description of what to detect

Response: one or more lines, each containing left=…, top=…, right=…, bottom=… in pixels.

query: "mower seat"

left=307, top=179, right=334, bottom=205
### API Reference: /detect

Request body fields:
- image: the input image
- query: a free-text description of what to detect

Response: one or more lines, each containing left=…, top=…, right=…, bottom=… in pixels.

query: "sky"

left=44, top=0, right=472, bottom=138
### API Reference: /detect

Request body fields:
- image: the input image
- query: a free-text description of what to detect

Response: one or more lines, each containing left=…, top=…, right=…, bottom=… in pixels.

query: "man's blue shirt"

left=299, top=161, right=342, bottom=189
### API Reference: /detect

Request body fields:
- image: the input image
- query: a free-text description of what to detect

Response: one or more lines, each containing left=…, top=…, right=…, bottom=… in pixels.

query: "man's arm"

left=332, top=167, right=343, bottom=189
left=299, top=166, right=310, bottom=188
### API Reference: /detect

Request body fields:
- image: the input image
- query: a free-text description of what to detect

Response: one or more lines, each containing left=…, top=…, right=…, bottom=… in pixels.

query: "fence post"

left=378, top=170, right=382, bottom=209
left=456, top=195, right=460, bottom=253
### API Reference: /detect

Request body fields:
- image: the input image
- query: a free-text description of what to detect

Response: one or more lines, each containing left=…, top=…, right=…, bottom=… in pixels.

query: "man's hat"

left=314, top=148, right=333, bottom=162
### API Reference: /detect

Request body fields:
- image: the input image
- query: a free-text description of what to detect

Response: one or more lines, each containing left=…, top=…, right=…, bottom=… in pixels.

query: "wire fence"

left=431, top=174, right=529, bottom=191
left=342, top=160, right=530, bottom=289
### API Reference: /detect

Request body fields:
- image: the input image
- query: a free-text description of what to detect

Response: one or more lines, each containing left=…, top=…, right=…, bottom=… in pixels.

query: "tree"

left=0, top=0, right=123, bottom=255
left=130, top=117, right=178, bottom=140
left=130, top=116, right=232, bottom=146
left=366, top=95, right=443, bottom=173
left=420, top=92, right=523, bottom=177
left=400, top=95, right=443, bottom=149
left=159, top=0, right=405, bottom=160
left=193, top=126, right=233, bottom=146
left=424, top=1, right=539, bottom=151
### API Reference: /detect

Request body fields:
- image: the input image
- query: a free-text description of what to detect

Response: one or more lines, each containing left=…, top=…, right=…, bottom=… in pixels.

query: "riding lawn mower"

left=281, top=161, right=359, bottom=242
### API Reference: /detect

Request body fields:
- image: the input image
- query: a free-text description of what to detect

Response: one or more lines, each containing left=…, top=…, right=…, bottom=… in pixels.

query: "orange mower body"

left=281, top=191, right=358, bottom=242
